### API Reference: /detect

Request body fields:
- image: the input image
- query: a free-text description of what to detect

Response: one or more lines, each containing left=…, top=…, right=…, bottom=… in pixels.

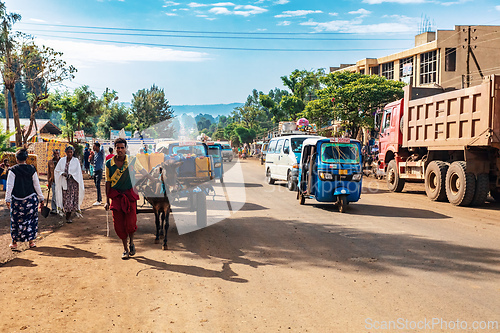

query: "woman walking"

left=5, top=148, right=44, bottom=250
left=54, top=146, right=85, bottom=223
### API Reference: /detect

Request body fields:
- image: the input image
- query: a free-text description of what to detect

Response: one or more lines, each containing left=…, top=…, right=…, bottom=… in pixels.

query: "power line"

left=19, top=28, right=413, bottom=42
left=33, top=33, right=408, bottom=52
left=18, top=22, right=415, bottom=36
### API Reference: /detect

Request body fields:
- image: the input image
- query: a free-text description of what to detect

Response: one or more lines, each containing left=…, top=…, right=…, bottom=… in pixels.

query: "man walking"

left=104, top=138, right=151, bottom=259
left=47, top=149, right=60, bottom=214
left=92, top=142, right=105, bottom=206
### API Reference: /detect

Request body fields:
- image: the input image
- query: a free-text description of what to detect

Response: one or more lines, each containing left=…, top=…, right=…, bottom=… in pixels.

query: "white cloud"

left=209, top=4, right=267, bottom=16
left=29, top=18, right=47, bottom=23
left=275, top=10, right=323, bottom=18
left=496, top=5, right=500, bottom=11
left=165, top=12, right=178, bottom=16
left=275, top=0, right=290, bottom=4
left=277, top=20, right=291, bottom=26
left=348, top=8, right=371, bottom=17
left=36, top=39, right=209, bottom=66
left=163, top=1, right=180, bottom=7
left=329, top=12, right=339, bottom=16
left=188, top=1, right=234, bottom=7
left=300, top=19, right=415, bottom=33
left=363, top=0, right=426, bottom=3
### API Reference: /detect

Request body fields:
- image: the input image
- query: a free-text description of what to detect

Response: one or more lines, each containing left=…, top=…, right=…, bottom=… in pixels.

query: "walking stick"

left=106, top=208, right=110, bottom=237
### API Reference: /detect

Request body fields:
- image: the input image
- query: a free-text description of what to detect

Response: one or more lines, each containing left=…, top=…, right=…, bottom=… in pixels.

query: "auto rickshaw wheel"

left=338, top=195, right=347, bottom=213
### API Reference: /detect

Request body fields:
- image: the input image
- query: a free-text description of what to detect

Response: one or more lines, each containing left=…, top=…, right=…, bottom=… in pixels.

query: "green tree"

left=234, top=126, right=256, bottom=144
left=319, top=72, right=405, bottom=138
left=0, top=2, right=21, bottom=143
left=20, top=38, right=77, bottom=144
left=279, top=95, right=305, bottom=121
left=281, top=68, right=325, bottom=102
left=0, top=123, right=14, bottom=153
left=233, top=105, right=263, bottom=129
left=130, top=84, right=173, bottom=131
left=97, top=90, right=130, bottom=139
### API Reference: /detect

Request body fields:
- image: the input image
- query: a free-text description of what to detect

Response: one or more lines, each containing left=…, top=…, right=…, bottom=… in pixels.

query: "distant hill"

left=171, top=103, right=243, bottom=117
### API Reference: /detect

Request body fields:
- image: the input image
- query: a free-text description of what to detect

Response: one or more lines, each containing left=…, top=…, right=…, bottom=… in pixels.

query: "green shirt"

left=105, top=155, right=143, bottom=191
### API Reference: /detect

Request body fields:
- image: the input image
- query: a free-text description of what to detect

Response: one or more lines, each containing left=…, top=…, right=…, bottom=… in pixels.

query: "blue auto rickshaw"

left=297, top=137, right=363, bottom=213
left=207, top=142, right=224, bottom=183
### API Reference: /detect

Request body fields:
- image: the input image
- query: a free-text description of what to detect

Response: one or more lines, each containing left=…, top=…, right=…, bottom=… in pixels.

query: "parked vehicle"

left=207, top=142, right=224, bottom=183
left=219, top=142, right=233, bottom=162
left=378, top=74, right=500, bottom=206
left=260, top=142, right=269, bottom=165
left=265, top=134, right=319, bottom=191
left=297, top=137, right=363, bottom=213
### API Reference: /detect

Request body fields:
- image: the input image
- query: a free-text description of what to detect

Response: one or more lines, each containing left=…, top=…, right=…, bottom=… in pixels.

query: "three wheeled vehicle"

left=207, top=142, right=224, bottom=183
left=297, top=137, right=363, bottom=213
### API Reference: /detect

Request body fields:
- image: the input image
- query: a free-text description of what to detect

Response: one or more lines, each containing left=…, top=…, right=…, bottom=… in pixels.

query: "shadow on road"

left=314, top=203, right=451, bottom=219
left=153, top=216, right=500, bottom=280
left=30, top=245, right=106, bottom=260
left=1, top=257, right=37, bottom=268
left=132, top=256, right=248, bottom=283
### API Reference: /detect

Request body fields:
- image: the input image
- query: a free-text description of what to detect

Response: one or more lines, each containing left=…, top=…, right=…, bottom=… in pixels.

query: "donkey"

left=139, top=160, right=182, bottom=250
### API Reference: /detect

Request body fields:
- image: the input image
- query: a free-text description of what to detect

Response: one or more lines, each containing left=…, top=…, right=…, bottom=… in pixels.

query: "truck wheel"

left=425, top=161, right=449, bottom=201
left=470, top=174, right=489, bottom=206
left=386, top=160, right=405, bottom=192
left=196, top=191, right=207, bottom=228
left=266, top=169, right=275, bottom=185
left=338, top=195, right=348, bottom=213
left=446, top=161, right=476, bottom=206
left=490, top=188, right=500, bottom=202
left=287, top=172, right=296, bottom=191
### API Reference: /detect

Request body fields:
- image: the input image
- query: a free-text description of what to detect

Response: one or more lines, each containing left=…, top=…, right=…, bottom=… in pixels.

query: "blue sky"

left=5, top=0, right=500, bottom=105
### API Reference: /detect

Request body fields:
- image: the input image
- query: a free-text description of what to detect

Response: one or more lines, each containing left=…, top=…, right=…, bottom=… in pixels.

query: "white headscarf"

left=54, top=156, right=85, bottom=212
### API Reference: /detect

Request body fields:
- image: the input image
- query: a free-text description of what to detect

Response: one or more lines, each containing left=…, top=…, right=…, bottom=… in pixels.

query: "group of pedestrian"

left=4, top=138, right=148, bottom=260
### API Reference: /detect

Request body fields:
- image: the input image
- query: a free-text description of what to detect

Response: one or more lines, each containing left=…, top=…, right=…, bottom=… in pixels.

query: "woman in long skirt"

left=5, top=148, right=45, bottom=250
left=54, top=146, right=84, bottom=223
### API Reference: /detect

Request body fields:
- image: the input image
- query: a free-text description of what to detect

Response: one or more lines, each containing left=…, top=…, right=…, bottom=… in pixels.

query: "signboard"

left=110, top=129, right=132, bottom=140
left=75, top=130, right=85, bottom=140
left=330, top=137, right=351, bottom=143
left=402, top=63, right=412, bottom=76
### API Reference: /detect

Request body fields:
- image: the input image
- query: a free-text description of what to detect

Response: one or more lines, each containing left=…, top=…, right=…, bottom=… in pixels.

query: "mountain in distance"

left=171, top=103, right=243, bottom=118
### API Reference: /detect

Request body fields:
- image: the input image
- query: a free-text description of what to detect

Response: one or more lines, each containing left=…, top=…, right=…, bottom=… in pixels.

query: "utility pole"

left=465, top=26, right=484, bottom=88
left=466, top=26, right=471, bottom=88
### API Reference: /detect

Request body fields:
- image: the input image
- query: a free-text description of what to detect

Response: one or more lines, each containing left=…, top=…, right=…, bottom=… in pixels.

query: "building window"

left=370, top=65, right=379, bottom=76
left=420, top=50, right=437, bottom=84
left=399, top=56, right=413, bottom=84
left=445, top=48, right=456, bottom=72
left=360, top=68, right=365, bottom=75
left=381, top=62, right=394, bottom=80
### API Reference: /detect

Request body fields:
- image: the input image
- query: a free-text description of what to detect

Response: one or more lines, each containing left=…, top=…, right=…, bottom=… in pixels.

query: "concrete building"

left=332, top=25, right=500, bottom=90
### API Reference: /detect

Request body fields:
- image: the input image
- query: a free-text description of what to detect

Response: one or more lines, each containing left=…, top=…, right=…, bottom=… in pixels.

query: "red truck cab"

left=378, top=98, right=404, bottom=172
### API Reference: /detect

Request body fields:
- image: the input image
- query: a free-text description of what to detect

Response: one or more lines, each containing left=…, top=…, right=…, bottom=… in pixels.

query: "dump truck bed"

left=403, top=75, right=500, bottom=150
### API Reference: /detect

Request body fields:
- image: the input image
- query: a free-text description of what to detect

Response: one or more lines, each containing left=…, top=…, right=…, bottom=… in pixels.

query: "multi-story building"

left=331, top=25, right=500, bottom=90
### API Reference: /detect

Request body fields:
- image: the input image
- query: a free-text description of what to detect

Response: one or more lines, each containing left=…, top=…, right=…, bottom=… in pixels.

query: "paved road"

left=1, top=158, right=499, bottom=332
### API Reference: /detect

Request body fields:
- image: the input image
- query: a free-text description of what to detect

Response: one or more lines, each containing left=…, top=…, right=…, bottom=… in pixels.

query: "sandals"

left=9, top=242, right=17, bottom=250
left=66, top=219, right=73, bottom=224
left=29, top=241, right=36, bottom=248
left=121, top=251, right=130, bottom=260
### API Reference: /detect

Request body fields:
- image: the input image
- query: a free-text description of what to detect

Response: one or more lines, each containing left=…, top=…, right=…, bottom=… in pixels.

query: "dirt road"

left=1, top=158, right=499, bottom=332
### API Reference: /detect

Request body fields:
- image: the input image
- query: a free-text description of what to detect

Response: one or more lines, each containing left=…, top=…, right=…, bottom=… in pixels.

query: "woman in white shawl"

left=55, top=146, right=85, bottom=223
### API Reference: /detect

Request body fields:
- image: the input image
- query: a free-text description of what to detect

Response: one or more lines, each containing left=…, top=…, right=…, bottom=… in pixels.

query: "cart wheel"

left=338, top=195, right=347, bottom=213
left=196, top=191, right=207, bottom=228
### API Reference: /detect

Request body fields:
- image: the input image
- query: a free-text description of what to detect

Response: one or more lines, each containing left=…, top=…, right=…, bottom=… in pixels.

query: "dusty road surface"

left=1, top=158, right=500, bottom=332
